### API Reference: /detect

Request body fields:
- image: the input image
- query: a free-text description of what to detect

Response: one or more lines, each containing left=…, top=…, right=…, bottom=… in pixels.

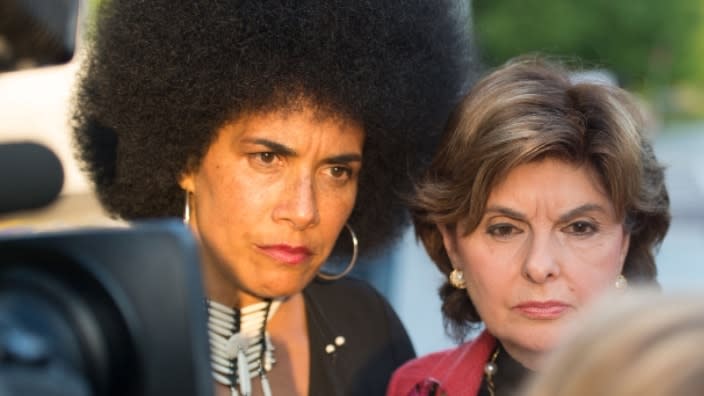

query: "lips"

left=258, top=244, right=312, bottom=265
left=513, top=301, right=570, bottom=320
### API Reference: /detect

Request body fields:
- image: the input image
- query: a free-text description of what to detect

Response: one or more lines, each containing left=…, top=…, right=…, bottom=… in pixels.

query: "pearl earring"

left=449, top=269, right=466, bottom=289
left=614, top=274, right=628, bottom=289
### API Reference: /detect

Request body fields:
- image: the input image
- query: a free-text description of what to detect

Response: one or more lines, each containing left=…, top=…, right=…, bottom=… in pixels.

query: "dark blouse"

left=304, top=277, right=416, bottom=396
left=477, top=344, right=531, bottom=396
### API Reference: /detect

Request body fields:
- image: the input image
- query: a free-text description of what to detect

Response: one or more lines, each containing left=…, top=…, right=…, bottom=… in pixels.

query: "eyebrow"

left=244, top=138, right=295, bottom=156
left=556, top=204, right=609, bottom=223
left=484, top=206, right=526, bottom=221
left=243, top=138, right=362, bottom=164
left=484, top=203, right=609, bottom=223
left=322, top=153, right=363, bottom=165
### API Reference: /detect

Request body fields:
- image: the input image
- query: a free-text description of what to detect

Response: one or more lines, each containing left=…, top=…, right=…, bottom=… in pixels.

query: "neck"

left=500, top=341, right=544, bottom=371
left=200, top=253, right=266, bottom=308
left=205, top=285, right=257, bottom=308
left=208, top=290, right=266, bottom=308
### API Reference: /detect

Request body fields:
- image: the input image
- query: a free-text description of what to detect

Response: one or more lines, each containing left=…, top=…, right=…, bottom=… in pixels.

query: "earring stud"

left=449, top=269, right=466, bottom=289
left=614, top=274, right=628, bottom=289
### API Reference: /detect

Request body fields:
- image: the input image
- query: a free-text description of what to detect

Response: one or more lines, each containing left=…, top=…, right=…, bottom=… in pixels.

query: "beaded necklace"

left=206, top=299, right=282, bottom=396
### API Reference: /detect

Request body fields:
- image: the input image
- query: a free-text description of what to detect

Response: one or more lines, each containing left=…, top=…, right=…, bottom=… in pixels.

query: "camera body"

left=0, top=221, right=213, bottom=396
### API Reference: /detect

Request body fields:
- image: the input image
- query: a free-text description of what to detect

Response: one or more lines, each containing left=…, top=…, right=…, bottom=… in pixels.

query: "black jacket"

left=304, top=277, right=415, bottom=396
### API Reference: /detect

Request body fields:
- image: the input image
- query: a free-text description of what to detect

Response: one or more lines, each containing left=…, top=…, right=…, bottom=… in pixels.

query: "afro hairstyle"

left=72, top=0, right=476, bottom=256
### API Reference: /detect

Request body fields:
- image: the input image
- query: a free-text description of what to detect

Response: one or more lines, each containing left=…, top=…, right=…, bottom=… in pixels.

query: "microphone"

left=0, top=142, right=64, bottom=214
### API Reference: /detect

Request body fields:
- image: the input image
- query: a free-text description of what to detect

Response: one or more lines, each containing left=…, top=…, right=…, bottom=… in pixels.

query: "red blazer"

left=386, top=331, right=496, bottom=396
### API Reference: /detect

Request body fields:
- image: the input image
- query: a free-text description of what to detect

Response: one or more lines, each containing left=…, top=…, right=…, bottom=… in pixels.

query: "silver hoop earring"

left=449, top=269, right=466, bottom=289
left=183, top=191, right=191, bottom=225
left=614, top=274, right=628, bottom=289
left=317, top=223, right=358, bottom=281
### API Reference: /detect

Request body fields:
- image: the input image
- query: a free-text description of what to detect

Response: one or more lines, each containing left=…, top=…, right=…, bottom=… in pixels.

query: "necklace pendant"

left=484, top=361, right=497, bottom=376
left=484, top=345, right=500, bottom=396
left=225, top=333, right=250, bottom=359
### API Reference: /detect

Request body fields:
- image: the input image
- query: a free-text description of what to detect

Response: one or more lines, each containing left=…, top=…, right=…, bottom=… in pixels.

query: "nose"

left=522, top=232, right=561, bottom=283
left=273, top=174, right=320, bottom=230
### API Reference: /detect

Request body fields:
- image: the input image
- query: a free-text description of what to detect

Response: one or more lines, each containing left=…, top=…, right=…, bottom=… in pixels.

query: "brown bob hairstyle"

left=410, top=56, right=671, bottom=340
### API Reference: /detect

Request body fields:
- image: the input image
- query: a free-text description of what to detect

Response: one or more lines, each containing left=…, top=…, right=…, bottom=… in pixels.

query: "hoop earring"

left=317, top=224, right=358, bottom=281
left=449, top=269, right=466, bottom=289
left=183, top=191, right=191, bottom=225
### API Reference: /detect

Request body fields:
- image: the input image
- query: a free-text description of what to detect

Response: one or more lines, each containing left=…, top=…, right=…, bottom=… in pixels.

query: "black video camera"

left=0, top=1, right=213, bottom=395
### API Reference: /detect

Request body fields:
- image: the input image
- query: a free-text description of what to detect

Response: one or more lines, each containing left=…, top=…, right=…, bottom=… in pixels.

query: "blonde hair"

left=520, top=289, right=704, bottom=396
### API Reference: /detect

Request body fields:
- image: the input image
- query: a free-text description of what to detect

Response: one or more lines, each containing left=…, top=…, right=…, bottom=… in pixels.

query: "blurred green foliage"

left=87, top=0, right=102, bottom=12
left=473, top=0, right=704, bottom=118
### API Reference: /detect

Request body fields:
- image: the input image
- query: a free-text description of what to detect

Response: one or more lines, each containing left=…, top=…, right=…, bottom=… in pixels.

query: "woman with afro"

left=73, top=1, right=475, bottom=395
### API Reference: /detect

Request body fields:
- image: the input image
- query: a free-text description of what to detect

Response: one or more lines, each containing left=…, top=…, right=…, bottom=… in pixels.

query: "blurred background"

left=1, top=0, right=703, bottom=357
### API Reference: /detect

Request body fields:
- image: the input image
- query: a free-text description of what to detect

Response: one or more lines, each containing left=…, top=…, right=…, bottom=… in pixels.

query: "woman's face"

left=179, top=104, right=364, bottom=306
left=439, top=158, right=630, bottom=369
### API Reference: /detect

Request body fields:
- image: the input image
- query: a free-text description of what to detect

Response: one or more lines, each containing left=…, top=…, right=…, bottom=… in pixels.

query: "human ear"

left=437, top=223, right=460, bottom=268
left=178, top=156, right=201, bottom=193
left=178, top=170, right=196, bottom=193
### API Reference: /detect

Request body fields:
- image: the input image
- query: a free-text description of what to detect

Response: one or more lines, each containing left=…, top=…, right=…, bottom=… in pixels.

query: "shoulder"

left=390, top=346, right=461, bottom=379
left=387, top=331, right=495, bottom=396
